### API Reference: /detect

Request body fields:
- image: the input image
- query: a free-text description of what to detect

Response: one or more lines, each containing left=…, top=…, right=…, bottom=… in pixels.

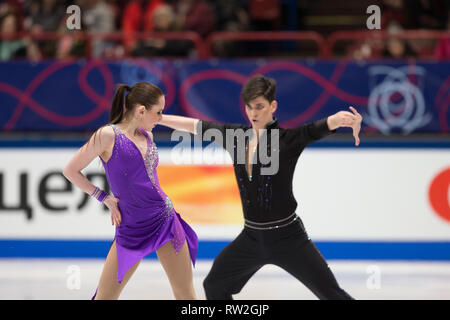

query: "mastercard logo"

left=429, top=167, right=450, bottom=223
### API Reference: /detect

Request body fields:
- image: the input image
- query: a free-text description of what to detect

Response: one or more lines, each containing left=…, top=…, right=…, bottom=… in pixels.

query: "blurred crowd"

left=0, top=0, right=448, bottom=61
left=0, top=0, right=253, bottom=59
left=351, top=0, right=449, bottom=60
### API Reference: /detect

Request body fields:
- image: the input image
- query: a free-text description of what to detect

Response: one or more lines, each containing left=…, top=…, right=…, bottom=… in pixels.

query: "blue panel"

left=1, top=239, right=450, bottom=260
left=1, top=59, right=449, bottom=134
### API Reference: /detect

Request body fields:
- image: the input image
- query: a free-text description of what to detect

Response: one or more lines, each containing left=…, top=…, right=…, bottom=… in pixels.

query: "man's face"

left=245, top=96, right=277, bottom=130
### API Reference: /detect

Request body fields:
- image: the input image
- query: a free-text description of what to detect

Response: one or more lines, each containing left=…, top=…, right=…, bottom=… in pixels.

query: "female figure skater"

left=159, top=74, right=361, bottom=300
left=63, top=82, right=198, bottom=300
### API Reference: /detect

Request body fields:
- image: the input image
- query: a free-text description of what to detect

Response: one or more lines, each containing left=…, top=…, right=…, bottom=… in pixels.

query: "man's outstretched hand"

left=327, top=106, right=363, bottom=146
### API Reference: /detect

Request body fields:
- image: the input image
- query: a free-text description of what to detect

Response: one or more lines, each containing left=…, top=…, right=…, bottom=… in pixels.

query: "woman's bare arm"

left=159, top=115, right=199, bottom=134
left=62, top=126, right=113, bottom=194
left=62, top=125, right=122, bottom=226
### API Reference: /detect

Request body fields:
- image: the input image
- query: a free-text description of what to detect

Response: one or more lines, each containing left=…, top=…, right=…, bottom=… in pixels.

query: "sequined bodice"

left=110, top=123, right=159, bottom=183
left=99, top=123, right=173, bottom=215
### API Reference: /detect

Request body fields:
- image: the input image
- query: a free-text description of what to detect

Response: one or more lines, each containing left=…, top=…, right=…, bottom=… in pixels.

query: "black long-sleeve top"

left=196, top=118, right=336, bottom=224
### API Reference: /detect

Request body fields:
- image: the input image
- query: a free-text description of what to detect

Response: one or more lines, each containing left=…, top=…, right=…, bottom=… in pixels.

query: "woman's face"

left=1, top=14, right=18, bottom=34
left=139, top=95, right=165, bottom=131
left=245, top=96, right=277, bottom=130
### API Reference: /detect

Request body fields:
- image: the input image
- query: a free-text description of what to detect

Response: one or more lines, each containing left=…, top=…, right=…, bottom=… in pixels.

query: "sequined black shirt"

left=196, top=118, right=336, bottom=224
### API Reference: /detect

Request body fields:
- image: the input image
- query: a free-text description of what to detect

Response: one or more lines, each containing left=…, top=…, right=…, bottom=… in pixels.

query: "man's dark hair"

left=241, top=74, right=276, bottom=105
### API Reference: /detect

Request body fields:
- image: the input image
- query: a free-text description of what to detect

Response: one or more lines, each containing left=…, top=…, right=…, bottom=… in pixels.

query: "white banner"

left=0, top=147, right=448, bottom=241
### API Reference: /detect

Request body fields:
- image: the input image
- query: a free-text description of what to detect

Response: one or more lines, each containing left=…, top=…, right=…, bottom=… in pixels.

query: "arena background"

left=0, top=0, right=449, bottom=300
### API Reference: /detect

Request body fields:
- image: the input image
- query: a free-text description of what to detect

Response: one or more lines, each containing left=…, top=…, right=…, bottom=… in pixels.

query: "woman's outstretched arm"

left=159, top=115, right=200, bottom=135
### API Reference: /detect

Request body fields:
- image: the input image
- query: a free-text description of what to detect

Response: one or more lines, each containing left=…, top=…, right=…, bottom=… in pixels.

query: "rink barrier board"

left=1, top=141, right=449, bottom=257
left=0, top=239, right=450, bottom=260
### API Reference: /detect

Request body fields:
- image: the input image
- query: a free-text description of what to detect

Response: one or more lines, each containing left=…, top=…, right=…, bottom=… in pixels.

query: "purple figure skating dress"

left=91, top=123, right=198, bottom=299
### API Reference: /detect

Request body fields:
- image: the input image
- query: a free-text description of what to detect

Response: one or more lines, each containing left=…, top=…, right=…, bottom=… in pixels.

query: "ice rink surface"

left=1, top=259, right=449, bottom=300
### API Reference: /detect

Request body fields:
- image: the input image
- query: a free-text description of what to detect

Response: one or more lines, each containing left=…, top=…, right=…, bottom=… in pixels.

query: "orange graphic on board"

left=157, top=165, right=244, bottom=225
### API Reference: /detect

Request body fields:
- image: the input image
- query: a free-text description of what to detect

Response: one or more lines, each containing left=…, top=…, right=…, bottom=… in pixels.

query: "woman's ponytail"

left=109, top=84, right=131, bottom=124
left=109, top=82, right=163, bottom=124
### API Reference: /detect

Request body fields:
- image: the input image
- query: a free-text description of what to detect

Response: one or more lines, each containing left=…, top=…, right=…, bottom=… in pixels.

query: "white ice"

left=1, top=259, right=449, bottom=300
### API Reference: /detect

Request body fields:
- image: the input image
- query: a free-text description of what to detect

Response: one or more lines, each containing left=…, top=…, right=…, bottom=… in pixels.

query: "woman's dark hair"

left=241, top=74, right=276, bottom=105
left=86, top=82, right=164, bottom=150
left=110, top=82, right=164, bottom=124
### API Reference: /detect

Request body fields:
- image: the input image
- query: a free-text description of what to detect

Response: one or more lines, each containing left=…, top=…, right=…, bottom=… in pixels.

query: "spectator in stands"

left=409, top=0, right=448, bottom=30
left=434, top=11, right=450, bottom=60
left=213, top=0, right=249, bottom=32
left=54, top=0, right=88, bottom=60
left=131, top=4, right=192, bottom=57
left=121, top=0, right=166, bottom=53
left=0, top=0, right=25, bottom=23
left=382, top=37, right=417, bottom=58
left=381, top=0, right=414, bottom=30
left=382, top=25, right=417, bottom=59
left=79, top=0, right=117, bottom=58
left=211, top=0, right=249, bottom=57
left=0, top=10, right=41, bottom=61
left=57, top=0, right=122, bottom=59
left=23, top=0, right=66, bottom=58
left=24, top=0, right=65, bottom=32
left=350, top=40, right=377, bottom=60
left=248, top=0, right=281, bottom=30
left=173, top=0, right=216, bottom=38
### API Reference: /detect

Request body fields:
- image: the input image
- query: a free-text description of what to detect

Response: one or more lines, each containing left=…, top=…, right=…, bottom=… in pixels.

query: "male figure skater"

left=160, top=74, right=362, bottom=299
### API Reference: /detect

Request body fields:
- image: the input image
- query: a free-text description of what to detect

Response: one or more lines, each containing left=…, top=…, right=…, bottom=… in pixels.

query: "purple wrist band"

left=90, top=187, right=99, bottom=197
left=96, top=190, right=108, bottom=203
left=91, top=187, right=108, bottom=203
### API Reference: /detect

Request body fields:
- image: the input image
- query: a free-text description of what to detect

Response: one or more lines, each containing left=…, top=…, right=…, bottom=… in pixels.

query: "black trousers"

left=203, top=218, right=354, bottom=300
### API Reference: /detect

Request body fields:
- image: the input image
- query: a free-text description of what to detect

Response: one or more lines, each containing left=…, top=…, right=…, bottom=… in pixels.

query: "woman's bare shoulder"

left=99, top=124, right=115, bottom=138
left=85, top=124, right=115, bottom=152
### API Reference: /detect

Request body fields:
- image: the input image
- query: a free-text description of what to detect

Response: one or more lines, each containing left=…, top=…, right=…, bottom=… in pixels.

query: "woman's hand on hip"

left=104, top=195, right=122, bottom=227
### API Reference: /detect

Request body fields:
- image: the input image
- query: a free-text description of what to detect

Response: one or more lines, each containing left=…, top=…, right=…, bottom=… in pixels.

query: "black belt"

left=244, top=213, right=299, bottom=230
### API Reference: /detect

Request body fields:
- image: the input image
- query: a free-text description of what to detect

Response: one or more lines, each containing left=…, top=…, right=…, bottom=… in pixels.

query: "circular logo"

left=365, top=65, right=431, bottom=134
left=428, top=167, right=450, bottom=223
